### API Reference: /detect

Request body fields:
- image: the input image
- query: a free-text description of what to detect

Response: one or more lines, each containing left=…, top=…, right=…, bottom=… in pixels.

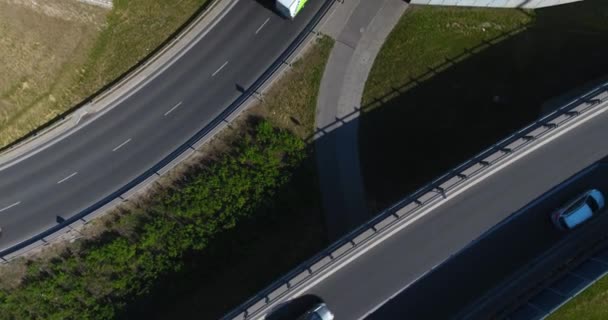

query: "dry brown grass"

left=0, top=0, right=107, bottom=146
left=0, top=0, right=210, bottom=149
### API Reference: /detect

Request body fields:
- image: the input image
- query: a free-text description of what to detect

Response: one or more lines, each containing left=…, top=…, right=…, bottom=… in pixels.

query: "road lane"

left=0, top=0, right=328, bottom=249
left=367, top=162, right=608, bottom=319
left=300, top=102, right=608, bottom=319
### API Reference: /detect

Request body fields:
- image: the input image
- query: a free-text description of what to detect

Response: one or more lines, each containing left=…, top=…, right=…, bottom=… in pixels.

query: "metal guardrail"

left=222, top=82, right=608, bottom=320
left=0, top=0, right=337, bottom=260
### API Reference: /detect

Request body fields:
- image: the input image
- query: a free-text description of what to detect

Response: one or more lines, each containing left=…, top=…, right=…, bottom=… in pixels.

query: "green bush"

left=0, top=120, right=305, bottom=319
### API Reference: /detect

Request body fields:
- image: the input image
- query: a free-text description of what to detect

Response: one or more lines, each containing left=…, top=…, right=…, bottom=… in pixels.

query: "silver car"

left=297, top=303, right=335, bottom=320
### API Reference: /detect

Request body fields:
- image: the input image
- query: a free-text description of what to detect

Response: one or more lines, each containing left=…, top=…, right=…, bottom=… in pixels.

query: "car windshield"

left=588, top=196, right=599, bottom=212
left=566, top=196, right=588, bottom=215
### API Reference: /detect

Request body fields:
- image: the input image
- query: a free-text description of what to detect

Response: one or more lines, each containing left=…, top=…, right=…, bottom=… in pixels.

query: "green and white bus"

left=275, top=0, right=309, bottom=19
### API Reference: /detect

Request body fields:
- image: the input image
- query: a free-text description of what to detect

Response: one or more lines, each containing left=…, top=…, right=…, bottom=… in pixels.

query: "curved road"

left=0, top=0, right=327, bottom=250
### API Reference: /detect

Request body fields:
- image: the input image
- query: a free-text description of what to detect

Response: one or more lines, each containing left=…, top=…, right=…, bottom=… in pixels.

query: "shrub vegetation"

left=0, top=120, right=305, bottom=319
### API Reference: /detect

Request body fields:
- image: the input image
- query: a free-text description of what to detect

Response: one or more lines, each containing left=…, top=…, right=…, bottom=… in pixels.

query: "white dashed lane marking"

left=164, top=102, right=183, bottom=116
left=112, top=138, right=132, bottom=152
left=57, top=172, right=78, bottom=184
left=212, top=61, right=229, bottom=77
left=256, top=18, right=270, bottom=34
left=0, top=201, right=21, bottom=213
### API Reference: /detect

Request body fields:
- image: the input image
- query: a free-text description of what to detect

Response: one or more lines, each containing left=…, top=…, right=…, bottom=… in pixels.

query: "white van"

left=275, top=0, right=309, bottom=19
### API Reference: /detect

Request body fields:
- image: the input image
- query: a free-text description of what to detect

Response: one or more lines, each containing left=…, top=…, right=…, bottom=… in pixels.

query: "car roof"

left=563, top=202, right=593, bottom=229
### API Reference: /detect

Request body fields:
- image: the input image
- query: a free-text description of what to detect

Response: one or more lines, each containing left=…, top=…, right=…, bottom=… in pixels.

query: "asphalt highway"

left=0, top=0, right=327, bottom=249
left=4, top=1, right=608, bottom=319
left=367, top=161, right=608, bottom=320
left=286, top=104, right=608, bottom=319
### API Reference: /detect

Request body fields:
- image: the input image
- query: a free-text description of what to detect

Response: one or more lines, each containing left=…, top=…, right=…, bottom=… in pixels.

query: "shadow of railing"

left=357, top=0, right=608, bottom=211
left=307, top=22, right=531, bottom=143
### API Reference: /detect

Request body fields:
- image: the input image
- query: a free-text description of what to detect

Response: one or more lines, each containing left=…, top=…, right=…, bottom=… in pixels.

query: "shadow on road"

left=252, top=0, right=284, bottom=17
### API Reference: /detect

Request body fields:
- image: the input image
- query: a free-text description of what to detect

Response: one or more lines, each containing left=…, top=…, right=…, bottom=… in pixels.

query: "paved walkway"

left=315, top=0, right=408, bottom=240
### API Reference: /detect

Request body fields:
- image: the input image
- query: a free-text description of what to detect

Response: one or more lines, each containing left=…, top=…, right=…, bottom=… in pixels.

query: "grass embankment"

left=0, top=0, right=210, bottom=148
left=547, top=273, right=608, bottom=320
left=0, top=36, right=334, bottom=320
left=360, top=2, right=608, bottom=212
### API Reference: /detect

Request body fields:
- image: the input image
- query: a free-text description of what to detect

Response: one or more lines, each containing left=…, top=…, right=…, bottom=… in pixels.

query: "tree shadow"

left=354, top=0, right=608, bottom=212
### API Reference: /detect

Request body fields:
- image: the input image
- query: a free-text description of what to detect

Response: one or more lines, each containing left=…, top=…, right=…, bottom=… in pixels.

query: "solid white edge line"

left=252, top=101, right=608, bottom=320
left=212, top=61, right=229, bottom=77
left=164, top=101, right=183, bottom=116
left=255, top=18, right=270, bottom=34
left=57, top=172, right=78, bottom=184
left=112, top=138, right=132, bottom=152
left=0, top=202, right=21, bottom=213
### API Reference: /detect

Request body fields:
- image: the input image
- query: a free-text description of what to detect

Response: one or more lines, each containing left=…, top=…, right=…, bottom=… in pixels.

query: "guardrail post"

left=221, top=118, right=235, bottom=130
left=456, top=173, right=467, bottom=179
left=252, top=91, right=264, bottom=102
left=522, top=135, right=534, bottom=142
left=479, top=160, right=490, bottom=167
left=565, top=110, right=579, bottom=117
left=496, top=146, right=512, bottom=153
left=435, top=187, right=447, bottom=199
left=586, top=98, right=601, bottom=105
left=542, top=123, right=557, bottom=129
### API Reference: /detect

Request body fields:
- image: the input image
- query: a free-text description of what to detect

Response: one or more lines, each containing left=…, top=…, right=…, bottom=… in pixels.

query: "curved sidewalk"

left=315, top=0, right=408, bottom=239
